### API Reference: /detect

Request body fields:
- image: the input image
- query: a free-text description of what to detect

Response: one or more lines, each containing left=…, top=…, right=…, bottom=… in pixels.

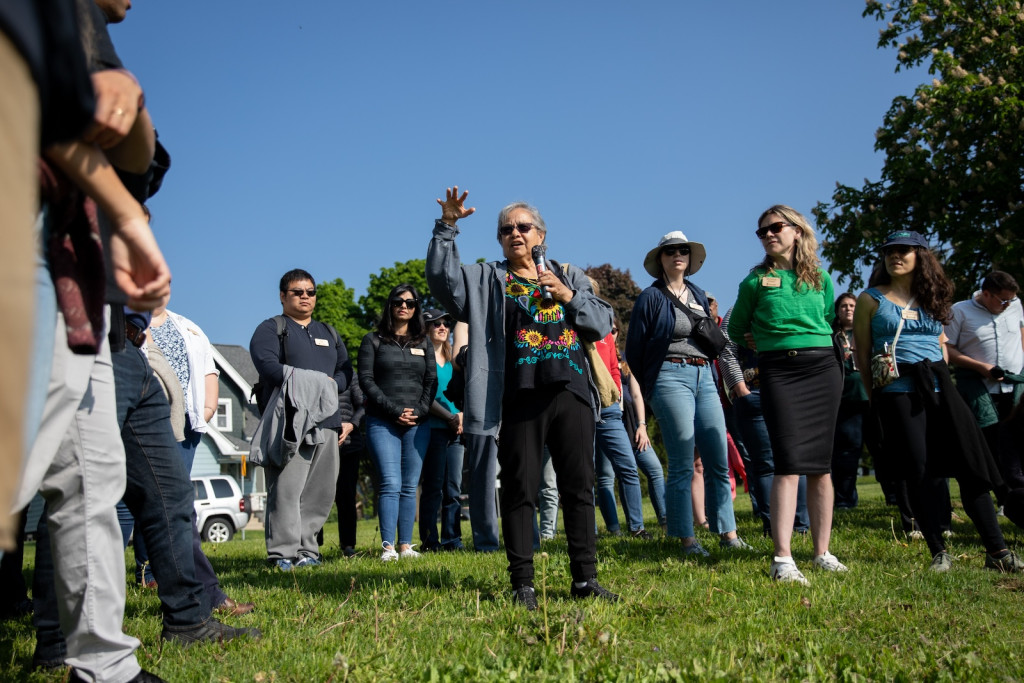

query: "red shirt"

left=593, top=332, right=622, bottom=393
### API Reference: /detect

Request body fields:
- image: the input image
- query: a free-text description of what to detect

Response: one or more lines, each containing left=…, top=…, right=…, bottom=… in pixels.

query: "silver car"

left=192, top=475, right=250, bottom=542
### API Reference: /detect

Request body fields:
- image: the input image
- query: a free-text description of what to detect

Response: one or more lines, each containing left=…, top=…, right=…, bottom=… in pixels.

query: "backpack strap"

left=273, top=315, right=289, bottom=365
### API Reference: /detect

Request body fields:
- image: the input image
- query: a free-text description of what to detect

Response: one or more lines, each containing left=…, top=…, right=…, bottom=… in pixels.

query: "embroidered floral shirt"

left=503, top=271, right=590, bottom=405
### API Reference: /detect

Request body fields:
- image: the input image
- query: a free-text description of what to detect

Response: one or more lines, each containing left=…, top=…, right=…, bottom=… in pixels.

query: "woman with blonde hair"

left=728, top=205, right=846, bottom=585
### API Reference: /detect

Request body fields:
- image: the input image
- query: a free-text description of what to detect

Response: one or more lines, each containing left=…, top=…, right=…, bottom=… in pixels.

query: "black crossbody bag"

left=658, top=285, right=728, bottom=360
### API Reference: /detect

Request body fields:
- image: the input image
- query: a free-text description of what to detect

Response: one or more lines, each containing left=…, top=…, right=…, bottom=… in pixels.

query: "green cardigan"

left=727, top=267, right=835, bottom=353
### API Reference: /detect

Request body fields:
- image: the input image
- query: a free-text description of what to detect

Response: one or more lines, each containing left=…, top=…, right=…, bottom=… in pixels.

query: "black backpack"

left=251, top=316, right=341, bottom=415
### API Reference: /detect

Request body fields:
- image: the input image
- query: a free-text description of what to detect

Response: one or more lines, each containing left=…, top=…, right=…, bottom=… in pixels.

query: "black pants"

left=335, top=441, right=363, bottom=549
left=498, top=388, right=596, bottom=587
left=877, top=392, right=1005, bottom=557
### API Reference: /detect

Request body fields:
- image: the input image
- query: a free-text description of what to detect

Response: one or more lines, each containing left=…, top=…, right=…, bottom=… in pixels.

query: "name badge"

left=761, top=276, right=781, bottom=288
left=901, top=308, right=919, bottom=321
left=315, top=338, right=330, bottom=346
left=688, top=302, right=704, bottom=311
left=410, top=347, right=425, bottom=356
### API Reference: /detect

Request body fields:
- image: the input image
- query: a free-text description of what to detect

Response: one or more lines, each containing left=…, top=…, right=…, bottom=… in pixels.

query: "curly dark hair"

left=378, top=283, right=426, bottom=344
left=867, top=247, right=953, bottom=323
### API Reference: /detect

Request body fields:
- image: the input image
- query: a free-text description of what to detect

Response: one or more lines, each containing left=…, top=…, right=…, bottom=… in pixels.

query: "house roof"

left=204, top=425, right=248, bottom=457
left=212, top=344, right=257, bottom=394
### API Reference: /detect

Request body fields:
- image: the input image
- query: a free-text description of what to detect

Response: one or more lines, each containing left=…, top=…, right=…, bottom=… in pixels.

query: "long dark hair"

left=378, top=283, right=426, bottom=343
left=867, top=247, right=954, bottom=323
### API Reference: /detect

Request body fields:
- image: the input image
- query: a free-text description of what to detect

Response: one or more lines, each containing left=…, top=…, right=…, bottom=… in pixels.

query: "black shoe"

left=71, top=669, right=167, bottom=683
left=161, top=617, right=262, bottom=647
left=512, top=585, right=538, bottom=611
left=570, top=578, right=619, bottom=603
left=631, top=528, right=653, bottom=540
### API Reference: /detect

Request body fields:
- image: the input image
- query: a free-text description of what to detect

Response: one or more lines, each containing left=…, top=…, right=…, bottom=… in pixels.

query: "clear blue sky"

left=111, top=1, right=922, bottom=346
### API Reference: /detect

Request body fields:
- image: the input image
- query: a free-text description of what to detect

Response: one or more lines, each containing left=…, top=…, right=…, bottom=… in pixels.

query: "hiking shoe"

left=399, top=545, right=422, bottom=559
left=381, top=546, right=399, bottom=562
left=631, top=528, right=653, bottom=540
left=570, top=578, right=619, bottom=603
left=929, top=551, right=953, bottom=572
left=271, top=558, right=293, bottom=572
left=985, top=550, right=1024, bottom=573
left=720, top=536, right=754, bottom=551
left=513, top=585, right=538, bottom=611
left=342, top=546, right=357, bottom=558
left=161, top=618, right=262, bottom=647
left=770, top=557, right=809, bottom=586
left=294, top=556, right=321, bottom=568
left=812, top=552, right=848, bottom=572
left=682, top=541, right=710, bottom=557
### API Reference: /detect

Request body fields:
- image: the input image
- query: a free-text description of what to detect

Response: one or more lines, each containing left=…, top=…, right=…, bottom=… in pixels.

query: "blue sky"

left=111, top=1, right=922, bottom=346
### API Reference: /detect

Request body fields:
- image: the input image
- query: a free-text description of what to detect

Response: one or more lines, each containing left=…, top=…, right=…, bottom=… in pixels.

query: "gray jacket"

left=426, top=219, right=613, bottom=436
left=249, top=365, right=340, bottom=468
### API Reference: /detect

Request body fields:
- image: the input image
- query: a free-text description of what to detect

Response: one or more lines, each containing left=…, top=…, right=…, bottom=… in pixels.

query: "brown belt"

left=666, top=357, right=708, bottom=366
left=125, top=321, right=147, bottom=348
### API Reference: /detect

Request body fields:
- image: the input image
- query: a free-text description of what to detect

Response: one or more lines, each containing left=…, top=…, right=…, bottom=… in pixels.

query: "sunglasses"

left=988, top=293, right=1019, bottom=307
left=391, top=298, right=419, bottom=309
left=498, top=222, right=537, bottom=237
left=612, top=327, right=620, bottom=334
left=662, top=246, right=690, bottom=257
left=755, top=222, right=790, bottom=239
left=429, top=319, right=449, bottom=328
left=287, top=288, right=317, bottom=297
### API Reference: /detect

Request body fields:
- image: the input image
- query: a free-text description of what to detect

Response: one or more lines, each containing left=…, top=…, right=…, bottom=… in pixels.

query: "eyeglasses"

left=391, top=298, right=419, bottom=309
left=661, top=246, right=690, bottom=257
left=882, top=245, right=914, bottom=257
left=755, top=222, right=790, bottom=239
left=987, top=292, right=1019, bottom=307
left=430, top=320, right=449, bottom=328
left=287, top=288, right=317, bottom=297
left=498, top=222, right=537, bottom=237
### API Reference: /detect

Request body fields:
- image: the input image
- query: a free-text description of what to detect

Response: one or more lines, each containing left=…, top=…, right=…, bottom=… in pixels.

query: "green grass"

left=3, top=479, right=1024, bottom=682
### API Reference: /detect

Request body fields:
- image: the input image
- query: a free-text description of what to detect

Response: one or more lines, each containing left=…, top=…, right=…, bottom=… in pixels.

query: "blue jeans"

left=633, top=443, right=666, bottom=526
left=732, top=390, right=809, bottom=532
left=832, top=402, right=864, bottom=508
left=113, top=345, right=208, bottom=625
left=366, top=416, right=428, bottom=548
left=649, top=362, right=737, bottom=539
left=463, top=433, right=500, bottom=552
left=595, top=404, right=646, bottom=532
left=419, top=428, right=465, bottom=549
left=595, top=447, right=620, bottom=532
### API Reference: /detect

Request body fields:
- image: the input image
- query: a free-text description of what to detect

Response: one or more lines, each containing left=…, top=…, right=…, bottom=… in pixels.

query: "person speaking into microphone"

left=426, top=186, right=618, bottom=610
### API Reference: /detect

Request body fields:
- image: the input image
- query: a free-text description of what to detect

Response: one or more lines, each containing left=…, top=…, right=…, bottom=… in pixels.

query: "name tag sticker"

left=410, top=347, right=426, bottom=356
left=761, top=276, right=781, bottom=288
left=901, top=309, right=919, bottom=321
left=314, top=338, right=330, bottom=346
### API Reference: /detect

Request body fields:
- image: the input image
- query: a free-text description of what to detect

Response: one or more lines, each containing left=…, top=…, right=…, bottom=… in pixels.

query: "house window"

left=214, top=399, right=232, bottom=431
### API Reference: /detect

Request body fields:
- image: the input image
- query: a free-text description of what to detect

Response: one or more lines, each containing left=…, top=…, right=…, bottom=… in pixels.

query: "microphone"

left=531, top=244, right=554, bottom=306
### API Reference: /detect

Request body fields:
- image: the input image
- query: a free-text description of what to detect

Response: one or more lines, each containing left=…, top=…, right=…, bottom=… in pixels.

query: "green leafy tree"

left=312, top=278, right=368, bottom=367
left=814, top=0, right=1024, bottom=298
left=357, top=259, right=436, bottom=329
left=584, top=263, right=642, bottom=335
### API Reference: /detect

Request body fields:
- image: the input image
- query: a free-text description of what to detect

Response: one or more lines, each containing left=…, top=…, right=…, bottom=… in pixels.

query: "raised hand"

left=436, top=186, right=476, bottom=225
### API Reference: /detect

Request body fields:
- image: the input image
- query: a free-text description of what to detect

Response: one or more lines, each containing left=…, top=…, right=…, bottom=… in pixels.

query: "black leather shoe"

left=512, top=585, right=538, bottom=611
left=570, top=578, right=619, bottom=603
left=161, top=617, right=262, bottom=647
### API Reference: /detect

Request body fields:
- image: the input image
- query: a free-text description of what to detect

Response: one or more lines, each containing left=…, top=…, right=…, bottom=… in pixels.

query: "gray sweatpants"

left=264, top=436, right=340, bottom=561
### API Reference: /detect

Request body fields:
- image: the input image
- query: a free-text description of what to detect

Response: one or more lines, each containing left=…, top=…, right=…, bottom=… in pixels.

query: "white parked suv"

left=192, top=475, right=250, bottom=543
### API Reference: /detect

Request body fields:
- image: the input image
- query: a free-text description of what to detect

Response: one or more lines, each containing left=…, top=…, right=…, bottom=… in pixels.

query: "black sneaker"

left=513, top=585, right=538, bottom=611
left=161, top=617, right=262, bottom=647
left=631, top=528, right=653, bottom=540
left=570, top=578, right=619, bottom=603
left=71, top=669, right=167, bottom=683
left=984, top=550, right=1024, bottom=573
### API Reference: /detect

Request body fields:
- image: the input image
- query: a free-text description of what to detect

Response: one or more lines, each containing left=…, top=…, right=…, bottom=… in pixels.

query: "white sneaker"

left=812, top=551, right=849, bottom=572
left=399, top=545, right=422, bottom=559
left=770, top=557, right=809, bottom=586
left=381, top=545, right=399, bottom=562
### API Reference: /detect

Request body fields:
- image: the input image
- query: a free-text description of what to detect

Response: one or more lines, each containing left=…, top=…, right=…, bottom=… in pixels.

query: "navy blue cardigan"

left=625, top=280, right=711, bottom=402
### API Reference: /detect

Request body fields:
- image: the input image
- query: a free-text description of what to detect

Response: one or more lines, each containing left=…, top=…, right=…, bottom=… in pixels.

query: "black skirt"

left=758, top=347, right=843, bottom=475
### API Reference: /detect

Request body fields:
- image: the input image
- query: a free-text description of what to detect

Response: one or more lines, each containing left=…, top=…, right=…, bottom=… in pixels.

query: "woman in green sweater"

left=727, top=205, right=846, bottom=586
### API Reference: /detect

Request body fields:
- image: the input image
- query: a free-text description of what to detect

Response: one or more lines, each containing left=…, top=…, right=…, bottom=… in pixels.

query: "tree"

left=312, top=278, right=368, bottom=366
left=584, top=263, right=642, bottom=334
left=357, top=258, right=436, bottom=329
left=814, top=0, right=1024, bottom=299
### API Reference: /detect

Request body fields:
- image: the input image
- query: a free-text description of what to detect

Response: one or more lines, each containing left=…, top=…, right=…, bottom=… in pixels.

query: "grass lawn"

left=3, top=479, right=1023, bottom=682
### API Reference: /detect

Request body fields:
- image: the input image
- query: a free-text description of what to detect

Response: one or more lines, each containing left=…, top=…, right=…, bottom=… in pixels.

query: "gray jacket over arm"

left=426, top=219, right=613, bottom=436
